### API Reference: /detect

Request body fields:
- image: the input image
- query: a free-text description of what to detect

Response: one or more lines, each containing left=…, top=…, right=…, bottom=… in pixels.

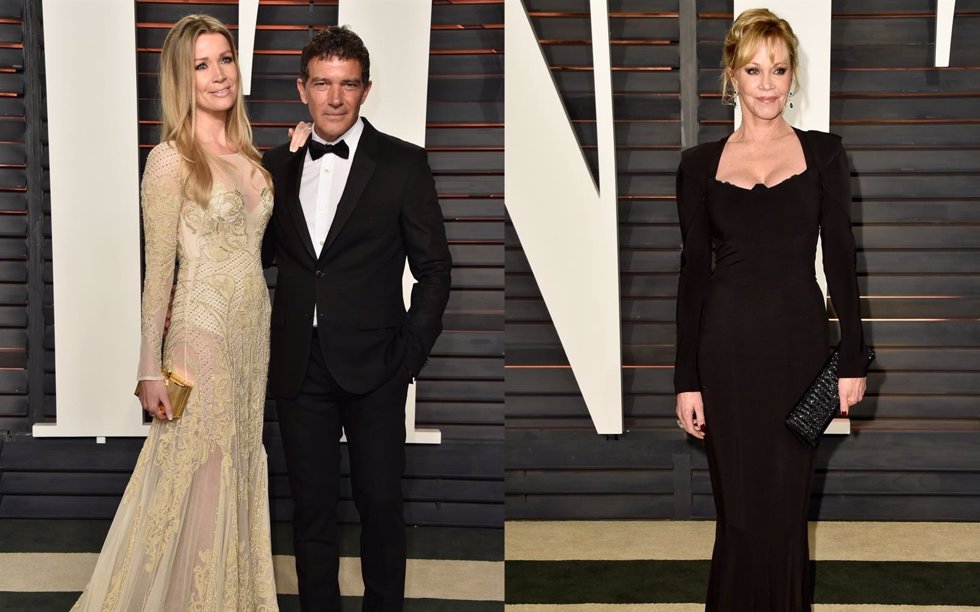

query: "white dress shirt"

left=300, top=117, right=364, bottom=326
left=299, top=117, right=364, bottom=258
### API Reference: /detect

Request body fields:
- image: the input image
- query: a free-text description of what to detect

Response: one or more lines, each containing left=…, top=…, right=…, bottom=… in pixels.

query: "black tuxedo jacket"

left=261, top=118, right=452, bottom=398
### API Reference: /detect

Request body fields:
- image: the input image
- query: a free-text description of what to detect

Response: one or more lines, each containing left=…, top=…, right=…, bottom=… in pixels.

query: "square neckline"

left=712, top=127, right=811, bottom=192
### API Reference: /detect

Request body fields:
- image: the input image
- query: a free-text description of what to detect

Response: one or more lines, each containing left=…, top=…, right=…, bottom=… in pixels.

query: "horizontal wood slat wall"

left=0, top=0, right=504, bottom=528
left=506, top=0, right=980, bottom=521
left=0, top=0, right=28, bottom=432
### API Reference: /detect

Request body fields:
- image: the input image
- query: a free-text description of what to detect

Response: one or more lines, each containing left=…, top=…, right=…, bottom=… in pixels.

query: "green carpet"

left=0, top=519, right=502, bottom=560
left=506, top=560, right=980, bottom=605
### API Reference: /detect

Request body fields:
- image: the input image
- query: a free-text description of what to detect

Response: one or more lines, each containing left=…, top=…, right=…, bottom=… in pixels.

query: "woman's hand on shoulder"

left=676, top=391, right=706, bottom=439
left=288, top=122, right=313, bottom=153
left=137, top=379, right=173, bottom=421
left=838, top=377, right=867, bottom=417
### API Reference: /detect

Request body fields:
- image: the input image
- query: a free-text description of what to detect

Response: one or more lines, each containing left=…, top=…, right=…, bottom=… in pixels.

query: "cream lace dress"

left=72, top=143, right=279, bottom=611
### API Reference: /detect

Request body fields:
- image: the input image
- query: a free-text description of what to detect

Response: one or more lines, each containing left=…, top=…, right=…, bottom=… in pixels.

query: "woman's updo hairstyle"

left=721, top=8, right=799, bottom=105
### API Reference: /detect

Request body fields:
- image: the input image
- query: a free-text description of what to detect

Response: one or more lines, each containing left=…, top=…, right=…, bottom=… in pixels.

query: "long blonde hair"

left=159, top=14, right=270, bottom=207
left=721, top=8, right=800, bottom=105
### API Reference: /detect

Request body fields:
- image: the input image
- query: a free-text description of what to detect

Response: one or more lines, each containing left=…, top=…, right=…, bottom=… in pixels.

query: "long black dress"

left=674, top=129, right=867, bottom=611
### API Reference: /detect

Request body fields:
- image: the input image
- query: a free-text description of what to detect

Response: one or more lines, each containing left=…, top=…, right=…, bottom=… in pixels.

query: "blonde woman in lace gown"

left=72, top=15, right=278, bottom=611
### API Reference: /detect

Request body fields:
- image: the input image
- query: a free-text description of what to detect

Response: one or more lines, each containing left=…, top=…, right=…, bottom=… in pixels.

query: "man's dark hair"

left=300, top=25, right=371, bottom=84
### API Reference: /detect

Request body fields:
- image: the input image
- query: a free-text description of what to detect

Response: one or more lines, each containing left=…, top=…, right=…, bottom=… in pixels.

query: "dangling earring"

left=725, top=80, right=738, bottom=107
left=788, top=90, right=795, bottom=109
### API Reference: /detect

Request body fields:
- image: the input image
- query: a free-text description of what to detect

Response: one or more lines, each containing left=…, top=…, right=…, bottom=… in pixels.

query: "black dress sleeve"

left=674, top=151, right=713, bottom=393
left=818, top=136, right=868, bottom=377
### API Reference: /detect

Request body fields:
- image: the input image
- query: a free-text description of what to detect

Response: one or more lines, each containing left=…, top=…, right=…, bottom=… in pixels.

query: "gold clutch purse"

left=134, top=370, right=193, bottom=419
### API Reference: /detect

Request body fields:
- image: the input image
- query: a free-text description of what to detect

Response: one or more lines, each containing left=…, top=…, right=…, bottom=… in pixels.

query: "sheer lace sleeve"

left=137, top=144, right=184, bottom=381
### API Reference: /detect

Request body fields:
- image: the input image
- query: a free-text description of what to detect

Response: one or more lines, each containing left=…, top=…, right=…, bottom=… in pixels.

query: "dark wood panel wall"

left=0, top=0, right=504, bottom=528
left=1, top=0, right=977, bottom=526
left=506, top=0, right=980, bottom=521
left=0, top=0, right=30, bottom=431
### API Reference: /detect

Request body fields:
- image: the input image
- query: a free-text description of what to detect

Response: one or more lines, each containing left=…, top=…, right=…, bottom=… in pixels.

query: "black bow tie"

left=308, top=139, right=349, bottom=160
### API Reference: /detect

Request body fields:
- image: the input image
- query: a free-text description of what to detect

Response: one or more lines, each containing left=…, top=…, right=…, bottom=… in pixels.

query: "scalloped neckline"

left=713, top=167, right=810, bottom=192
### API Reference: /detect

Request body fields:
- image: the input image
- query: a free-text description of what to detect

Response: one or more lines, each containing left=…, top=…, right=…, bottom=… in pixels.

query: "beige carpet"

left=0, top=553, right=504, bottom=601
left=506, top=521, right=980, bottom=562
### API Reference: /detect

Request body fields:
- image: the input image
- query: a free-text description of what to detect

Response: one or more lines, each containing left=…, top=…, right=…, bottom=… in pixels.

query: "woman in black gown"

left=673, top=9, right=868, bottom=611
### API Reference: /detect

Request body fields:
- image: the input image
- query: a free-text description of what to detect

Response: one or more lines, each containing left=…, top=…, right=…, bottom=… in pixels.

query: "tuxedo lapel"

left=320, top=120, right=379, bottom=257
left=280, top=143, right=318, bottom=261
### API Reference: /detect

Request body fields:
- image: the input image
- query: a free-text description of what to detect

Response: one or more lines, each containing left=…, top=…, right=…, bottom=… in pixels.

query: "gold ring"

left=676, top=419, right=684, bottom=430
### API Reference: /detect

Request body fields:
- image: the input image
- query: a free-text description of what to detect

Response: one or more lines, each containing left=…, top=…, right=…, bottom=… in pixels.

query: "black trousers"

left=276, top=331, right=409, bottom=612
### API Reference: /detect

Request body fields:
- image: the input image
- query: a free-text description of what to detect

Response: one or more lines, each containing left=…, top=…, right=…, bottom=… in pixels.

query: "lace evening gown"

left=72, top=143, right=279, bottom=611
left=674, top=129, right=866, bottom=611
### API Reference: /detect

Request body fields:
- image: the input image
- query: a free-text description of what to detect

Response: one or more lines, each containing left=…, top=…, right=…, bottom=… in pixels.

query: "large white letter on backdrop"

left=238, top=0, right=259, bottom=95
left=37, top=0, right=438, bottom=443
left=935, top=0, right=957, bottom=67
left=33, top=0, right=145, bottom=438
left=505, top=0, right=623, bottom=434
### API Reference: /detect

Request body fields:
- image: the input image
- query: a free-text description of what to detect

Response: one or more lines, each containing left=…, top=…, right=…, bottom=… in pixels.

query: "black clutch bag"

left=785, top=346, right=875, bottom=447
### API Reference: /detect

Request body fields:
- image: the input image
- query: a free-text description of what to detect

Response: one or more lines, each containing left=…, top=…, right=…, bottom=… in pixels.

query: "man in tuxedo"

left=261, top=26, right=451, bottom=612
